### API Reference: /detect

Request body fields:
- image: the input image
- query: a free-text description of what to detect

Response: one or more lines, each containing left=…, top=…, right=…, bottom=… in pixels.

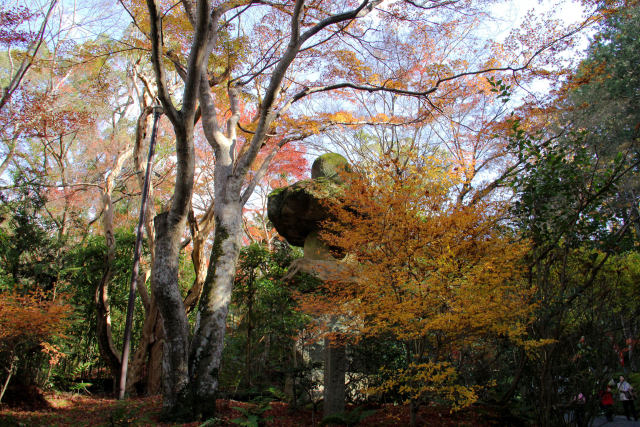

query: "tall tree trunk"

left=184, top=205, right=215, bottom=313
left=95, top=258, right=122, bottom=392
left=94, top=146, right=132, bottom=392
left=119, top=105, right=162, bottom=399
left=153, top=211, right=192, bottom=417
left=145, top=0, right=387, bottom=420
left=144, top=0, right=200, bottom=413
left=189, top=201, right=243, bottom=419
left=126, top=297, right=164, bottom=395
left=127, top=204, right=213, bottom=397
left=124, top=104, right=162, bottom=395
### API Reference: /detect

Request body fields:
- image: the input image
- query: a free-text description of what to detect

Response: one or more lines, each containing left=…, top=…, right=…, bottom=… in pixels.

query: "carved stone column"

left=323, top=334, right=346, bottom=416
left=268, top=153, right=352, bottom=418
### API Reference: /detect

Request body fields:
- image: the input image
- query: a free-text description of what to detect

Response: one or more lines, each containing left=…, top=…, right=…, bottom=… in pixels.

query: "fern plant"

left=320, top=406, right=377, bottom=426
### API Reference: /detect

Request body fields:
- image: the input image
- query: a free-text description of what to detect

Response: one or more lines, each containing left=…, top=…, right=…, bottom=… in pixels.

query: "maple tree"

left=0, top=29, right=314, bottom=398
left=0, top=0, right=130, bottom=182
left=243, top=139, right=309, bottom=247
left=1, top=13, right=173, bottom=395
left=0, top=289, right=71, bottom=403
left=294, top=153, right=533, bottom=425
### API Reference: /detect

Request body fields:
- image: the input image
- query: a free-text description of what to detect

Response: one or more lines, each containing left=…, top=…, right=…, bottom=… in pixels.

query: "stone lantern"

left=267, top=153, right=351, bottom=417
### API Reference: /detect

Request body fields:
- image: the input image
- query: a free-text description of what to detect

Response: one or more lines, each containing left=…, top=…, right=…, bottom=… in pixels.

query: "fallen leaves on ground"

left=0, top=392, right=497, bottom=426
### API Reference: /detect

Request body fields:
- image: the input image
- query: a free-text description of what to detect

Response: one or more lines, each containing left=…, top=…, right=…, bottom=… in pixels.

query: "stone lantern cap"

left=267, top=153, right=350, bottom=247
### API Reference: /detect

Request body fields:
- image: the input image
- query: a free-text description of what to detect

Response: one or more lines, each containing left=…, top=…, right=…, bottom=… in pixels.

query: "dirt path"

left=593, top=415, right=640, bottom=427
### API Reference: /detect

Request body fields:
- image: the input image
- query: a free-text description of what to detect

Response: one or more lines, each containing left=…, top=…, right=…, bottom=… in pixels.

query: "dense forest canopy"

left=1, top=0, right=639, bottom=426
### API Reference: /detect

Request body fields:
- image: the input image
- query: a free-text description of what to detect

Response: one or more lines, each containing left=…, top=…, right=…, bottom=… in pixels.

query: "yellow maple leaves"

left=371, top=361, right=482, bottom=409
left=300, top=152, right=533, bottom=407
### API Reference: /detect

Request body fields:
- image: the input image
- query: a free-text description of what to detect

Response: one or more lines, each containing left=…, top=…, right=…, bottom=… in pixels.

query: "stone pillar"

left=306, top=233, right=347, bottom=418
left=323, top=334, right=346, bottom=417
left=267, top=153, right=353, bottom=418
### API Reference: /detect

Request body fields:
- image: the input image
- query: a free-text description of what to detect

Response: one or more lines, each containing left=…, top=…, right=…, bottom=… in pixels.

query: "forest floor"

left=0, top=392, right=505, bottom=426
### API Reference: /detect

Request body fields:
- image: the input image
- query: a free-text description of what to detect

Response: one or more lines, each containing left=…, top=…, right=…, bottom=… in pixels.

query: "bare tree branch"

left=146, top=0, right=181, bottom=125
left=0, top=0, right=59, bottom=111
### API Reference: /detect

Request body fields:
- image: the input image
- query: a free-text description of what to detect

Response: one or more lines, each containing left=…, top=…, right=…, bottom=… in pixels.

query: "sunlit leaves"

left=0, top=288, right=71, bottom=366
left=371, top=361, right=480, bottom=409
left=298, top=152, right=532, bottom=406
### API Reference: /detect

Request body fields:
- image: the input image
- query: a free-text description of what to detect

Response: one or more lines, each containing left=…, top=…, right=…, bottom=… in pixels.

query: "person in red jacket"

left=599, top=385, right=615, bottom=422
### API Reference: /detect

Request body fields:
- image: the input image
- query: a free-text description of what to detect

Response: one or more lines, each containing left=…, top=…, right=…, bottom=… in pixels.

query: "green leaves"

left=320, top=406, right=377, bottom=426
left=230, top=396, right=274, bottom=427
left=509, top=118, right=629, bottom=252
left=487, top=76, right=512, bottom=103
left=221, top=241, right=311, bottom=395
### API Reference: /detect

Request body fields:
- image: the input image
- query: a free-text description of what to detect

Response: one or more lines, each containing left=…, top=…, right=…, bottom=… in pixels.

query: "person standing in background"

left=599, top=386, right=615, bottom=422
left=617, top=376, right=638, bottom=421
left=574, top=392, right=587, bottom=427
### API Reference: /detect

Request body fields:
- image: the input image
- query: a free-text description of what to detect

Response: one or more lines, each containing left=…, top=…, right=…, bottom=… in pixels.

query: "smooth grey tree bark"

left=94, top=86, right=140, bottom=394
left=146, top=0, right=201, bottom=413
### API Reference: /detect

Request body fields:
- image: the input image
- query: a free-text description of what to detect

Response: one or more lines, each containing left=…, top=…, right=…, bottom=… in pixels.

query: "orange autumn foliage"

left=0, top=289, right=71, bottom=363
left=300, top=153, right=533, bottom=406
